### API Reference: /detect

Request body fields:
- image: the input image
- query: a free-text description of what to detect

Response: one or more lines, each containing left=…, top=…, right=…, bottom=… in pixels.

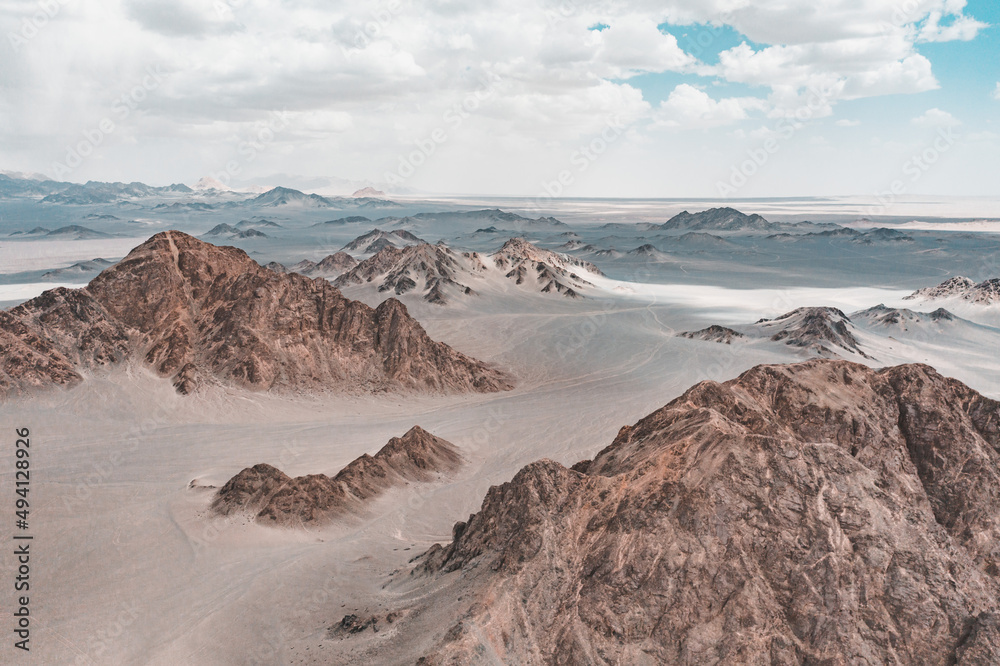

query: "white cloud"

left=655, top=84, right=765, bottom=129
left=0, top=0, right=990, bottom=192
left=911, top=108, right=962, bottom=127
left=835, top=119, right=861, bottom=127
left=918, top=12, right=987, bottom=42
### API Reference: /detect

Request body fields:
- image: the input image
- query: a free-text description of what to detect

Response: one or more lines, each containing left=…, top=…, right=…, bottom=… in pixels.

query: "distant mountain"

left=193, top=176, right=231, bottom=191
left=235, top=229, right=267, bottom=239
left=767, top=227, right=914, bottom=244
left=905, top=277, right=1000, bottom=305
left=202, top=223, right=267, bottom=240
left=357, top=199, right=403, bottom=209
left=151, top=202, right=215, bottom=212
left=341, top=228, right=426, bottom=254
left=0, top=231, right=511, bottom=397
left=41, top=258, right=115, bottom=279
left=390, top=209, right=569, bottom=234
left=351, top=186, right=386, bottom=198
left=211, top=426, right=461, bottom=526
left=312, top=216, right=372, bottom=227
left=269, top=252, right=358, bottom=279
left=669, top=232, right=740, bottom=249
left=626, top=243, right=668, bottom=259
left=0, top=173, right=191, bottom=202
left=235, top=218, right=282, bottom=229
left=82, top=213, right=120, bottom=221
left=203, top=223, right=239, bottom=237
left=39, top=180, right=192, bottom=204
left=598, top=222, right=662, bottom=231
left=45, top=225, right=113, bottom=240
left=659, top=207, right=774, bottom=232
left=8, top=227, right=51, bottom=237
left=247, top=186, right=338, bottom=208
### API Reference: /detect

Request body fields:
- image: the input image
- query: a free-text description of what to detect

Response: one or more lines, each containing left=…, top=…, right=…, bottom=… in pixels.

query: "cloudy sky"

left=1, top=0, right=997, bottom=197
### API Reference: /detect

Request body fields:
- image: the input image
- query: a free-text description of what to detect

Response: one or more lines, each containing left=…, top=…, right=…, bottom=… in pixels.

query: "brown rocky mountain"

left=0, top=231, right=511, bottom=396
left=344, top=360, right=1000, bottom=664
left=212, top=426, right=463, bottom=525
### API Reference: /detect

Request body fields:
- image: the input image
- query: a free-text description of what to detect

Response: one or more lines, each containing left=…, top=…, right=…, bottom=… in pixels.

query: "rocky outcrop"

left=679, top=324, right=744, bottom=344
left=212, top=426, right=463, bottom=526
left=0, top=231, right=511, bottom=396
left=410, top=360, right=1000, bottom=665
left=906, top=277, right=1000, bottom=305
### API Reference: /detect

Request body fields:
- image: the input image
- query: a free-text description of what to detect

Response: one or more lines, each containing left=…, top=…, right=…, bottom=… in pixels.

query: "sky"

left=0, top=0, right=997, bottom=198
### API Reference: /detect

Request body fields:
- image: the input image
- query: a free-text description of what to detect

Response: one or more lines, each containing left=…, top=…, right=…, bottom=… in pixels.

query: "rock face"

left=212, top=426, right=463, bottom=525
left=906, top=277, right=1000, bottom=305
left=0, top=231, right=511, bottom=396
left=412, top=360, right=1000, bottom=665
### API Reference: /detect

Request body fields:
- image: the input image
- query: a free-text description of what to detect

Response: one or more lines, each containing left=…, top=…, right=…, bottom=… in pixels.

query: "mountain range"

left=0, top=231, right=511, bottom=397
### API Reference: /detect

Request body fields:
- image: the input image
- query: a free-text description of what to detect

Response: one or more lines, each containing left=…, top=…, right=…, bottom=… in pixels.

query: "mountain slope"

left=405, top=360, right=1000, bottom=665
left=0, top=231, right=511, bottom=396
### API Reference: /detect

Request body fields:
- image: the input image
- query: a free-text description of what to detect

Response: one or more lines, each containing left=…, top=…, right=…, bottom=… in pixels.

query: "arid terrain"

left=0, top=183, right=999, bottom=665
